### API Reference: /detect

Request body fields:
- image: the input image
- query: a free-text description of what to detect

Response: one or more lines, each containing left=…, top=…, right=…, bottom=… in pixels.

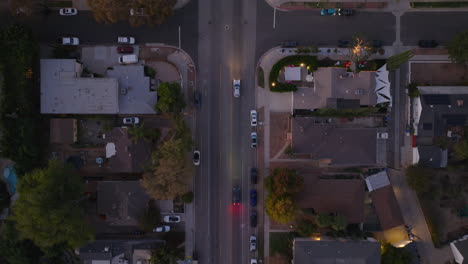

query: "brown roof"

left=291, top=117, right=377, bottom=165
left=296, top=174, right=365, bottom=224
left=50, top=118, right=76, bottom=144
left=371, top=185, right=404, bottom=230
left=104, top=128, right=151, bottom=173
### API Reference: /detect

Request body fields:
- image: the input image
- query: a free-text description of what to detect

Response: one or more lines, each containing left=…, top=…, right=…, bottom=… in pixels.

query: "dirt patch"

left=270, top=113, right=290, bottom=158
left=411, top=62, right=468, bottom=86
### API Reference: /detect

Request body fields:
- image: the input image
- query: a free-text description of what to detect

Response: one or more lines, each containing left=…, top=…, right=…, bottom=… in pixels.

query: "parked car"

left=250, top=168, right=258, bottom=184
left=153, top=225, right=170, bottom=232
left=337, top=8, right=355, bottom=16
left=194, top=91, right=201, bottom=106
left=338, top=40, right=350, bottom=48
left=281, top=41, right=298, bottom=48
left=193, top=150, right=200, bottom=166
left=251, top=132, right=257, bottom=148
left=250, top=235, right=257, bottom=251
left=163, top=215, right=181, bottom=223
left=250, top=210, right=257, bottom=227
left=233, top=79, right=240, bottom=98
left=320, top=8, right=337, bottom=16
left=57, top=37, right=79, bottom=46
left=377, top=132, right=389, bottom=139
left=250, top=189, right=257, bottom=207
left=250, top=110, right=257, bottom=127
left=117, top=46, right=134, bottom=54
left=59, top=8, right=77, bottom=16
left=251, top=259, right=257, bottom=264
left=118, top=54, right=138, bottom=64
left=123, top=117, right=139, bottom=125
left=232, top=186, right=241, bottom=206
left=118, top=37, right=136, bottom=44
left=418, top=40, right=438, bottom=48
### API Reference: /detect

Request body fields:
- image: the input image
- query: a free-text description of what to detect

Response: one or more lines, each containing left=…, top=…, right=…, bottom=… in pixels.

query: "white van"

left=118, top=54, right=138, bottom=64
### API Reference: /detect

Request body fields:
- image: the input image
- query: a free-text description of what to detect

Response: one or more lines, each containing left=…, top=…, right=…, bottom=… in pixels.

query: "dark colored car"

left=338, top=8, right=355, bottom=16
left=250, top=168, right=258, bottom=184
left=117, top=46, right=134, bottom=54
left=232, top=186, right=241, bottom=206
left=250, top=189, right=257, bottom=207
left=338, top=40, right=350, bottom=48
left=372, top=40, right=383, bottom=48
left=281, top=41, right=298, bottom=48
left=194, top=91, right=201, bottom=107
left=418, top=40, right=438, bottom=48
left=250, top=211, right=257, bottom=227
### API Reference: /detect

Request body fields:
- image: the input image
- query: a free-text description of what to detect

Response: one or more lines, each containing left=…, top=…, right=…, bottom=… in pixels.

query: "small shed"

left=285, top=67, right=302, bottom=81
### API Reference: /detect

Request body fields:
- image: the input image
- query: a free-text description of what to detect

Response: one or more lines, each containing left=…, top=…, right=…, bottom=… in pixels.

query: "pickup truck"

left=117, top=37, right=135, bottom=44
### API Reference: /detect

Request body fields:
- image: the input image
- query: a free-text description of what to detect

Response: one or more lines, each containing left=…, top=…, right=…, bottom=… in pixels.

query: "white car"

left=123, top=117, right=140, bottom=125
left=163, top=215, right=181, bottom=223
left=250, top=110, right=257, bottom=127
left=59, top=8, right=78, bottom=16
left=57, top=37, right=79, bottom=45
left=251, top=259, right=257, bottom=264
left=193, top=150, right=200, bottom=166
left=377, top=132, right=389, bottom=139
left=250, top=235, right=257, bottom=251
left=233, top=79, right=240, bottom=98
left=251, top=132, right=257, bottom=148
left=118, top=54, right=138, bottom=65
left=153, top=225, right=170, bottom=232
left=118, top=37, right=136, bottom=44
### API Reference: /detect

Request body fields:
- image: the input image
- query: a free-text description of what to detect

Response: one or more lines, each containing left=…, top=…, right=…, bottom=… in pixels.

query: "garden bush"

left=271, top=82, right=298, bottom=92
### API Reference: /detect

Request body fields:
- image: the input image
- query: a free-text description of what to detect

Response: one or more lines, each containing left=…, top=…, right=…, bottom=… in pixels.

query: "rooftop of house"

left=50, top=118, right=77, bottom=144
left=106, top=65, right=156, bottom=114
left=417, top=145, right=448, bottom=168
left=40, top=59, right=119, bottom=114
left=291, top=117, right=379, bottom=165
left=97, top=181, right=150, bottom=226
left=371, top=185, right=404, bottom=230
left=293, top=238, right=381, bottom=264
left=104, top=127, right=151, bottom=173
left=293, top=67, right=377, bottom=110
left=79, top=239, right=163, bottom=264
left=295, top=173, right=365, bottom=224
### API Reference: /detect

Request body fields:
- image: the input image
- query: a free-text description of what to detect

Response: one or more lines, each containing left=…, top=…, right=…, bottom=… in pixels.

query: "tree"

left=406, top=165, right=431, bottom=194
left=265, top=195, right=297, bottom=224
left=387, top=50, right=414, bottom=71
left=9, top=0, right=42, bottom=16
left=150, top=246, right=182, bottom=264
left=448, top=31, right=468, bottom=64
left=128, top=124, right=160, bottom=144
left=11, top=160, right=93, bottom=250
left=157, top=138, right=189, bottom=162
left=381, top=243, right=413, bottom=264
left=454, top=140, right=468, bottom=160
left=295, top=219, right=317, bottom=237
left=0, top=180, right=10, bottom=211
left=129, top=0, right=177, bottom=27
left=181, top=191, right=194, bottom=203
left=142, top=158, right=188, bottom=200
left=316, top=213, right=347, bottom=231
left=155, top=82, right=186, bottom=114
left=347, top=34, right=373, bottom=66
left=330, top=214, right=347, bottom=231
left=265, top=168, right=303, bottom=196
left=407, top=83, right=420, bottom=98
left=316, top=213, right=334, bottom=228
left=139, top=203, right=161, bottom=232
left=0, top=220, right=43, bottom=264
left=88, top=0, right=131, bottom=24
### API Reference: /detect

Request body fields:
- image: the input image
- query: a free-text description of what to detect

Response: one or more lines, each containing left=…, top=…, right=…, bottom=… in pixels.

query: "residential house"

left=293, top=238, right=381, bottom=264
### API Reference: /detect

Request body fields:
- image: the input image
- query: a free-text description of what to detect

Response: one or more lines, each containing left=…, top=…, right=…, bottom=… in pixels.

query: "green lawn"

left=269, top=232, right=295, bottom=259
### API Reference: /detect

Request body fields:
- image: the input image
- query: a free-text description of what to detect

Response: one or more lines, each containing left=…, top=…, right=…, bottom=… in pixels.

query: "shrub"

left=144, top=66, right=156, bottom=78
left=407, top=82, right=420, bottom=98
left=296, top=219, right=317, bottom=237
left=310, top=45, right=319, bottom=53
left=271, top=82, right=297, bottom=92
left=257, top=67, right=265, bottom=88
left=181, top=191, right=194, bottom=203
left=387, top=50, right=414, bottom=70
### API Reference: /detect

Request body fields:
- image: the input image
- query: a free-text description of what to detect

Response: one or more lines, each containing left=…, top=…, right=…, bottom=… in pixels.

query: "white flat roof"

left=41, top=59, right=119, bottom=114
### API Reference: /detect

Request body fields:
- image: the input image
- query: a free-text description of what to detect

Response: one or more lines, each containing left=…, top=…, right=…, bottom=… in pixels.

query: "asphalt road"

left=195, top=0, right=257, bottom=263
left=255, top=0, right=396, bottom=61
left=401, top=12, right=468, bottom=45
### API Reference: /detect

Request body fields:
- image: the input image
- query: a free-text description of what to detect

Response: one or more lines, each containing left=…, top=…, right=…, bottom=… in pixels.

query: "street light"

left=300, top=63, right=304, bottom=67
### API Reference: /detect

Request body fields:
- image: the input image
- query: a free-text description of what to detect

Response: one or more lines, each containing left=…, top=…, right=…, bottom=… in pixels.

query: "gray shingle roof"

left=293, top=239, right=381, bottom=264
